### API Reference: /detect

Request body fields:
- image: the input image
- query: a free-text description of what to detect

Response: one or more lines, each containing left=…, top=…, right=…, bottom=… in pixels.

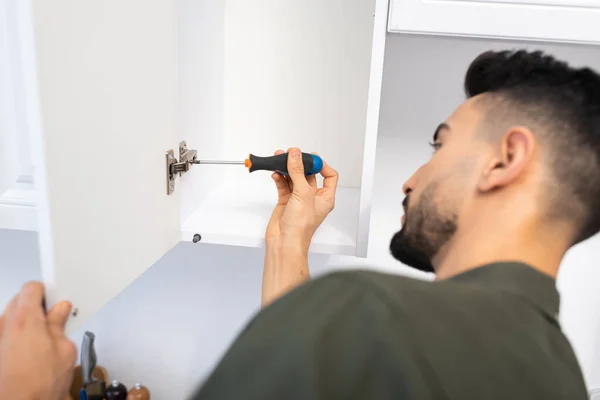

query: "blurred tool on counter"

left=193, top=152, right=323, bottom=176
left=70, top=364, right=108, bottom=400
left=127, top=383, right=151, bottom=400
left=105, top=380, right=128, bottom=400
left=80, top=331, right=106, bottom=400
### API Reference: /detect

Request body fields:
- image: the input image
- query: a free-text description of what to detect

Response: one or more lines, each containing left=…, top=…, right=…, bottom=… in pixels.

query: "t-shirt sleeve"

left=188, top=272, right=402, bottom=400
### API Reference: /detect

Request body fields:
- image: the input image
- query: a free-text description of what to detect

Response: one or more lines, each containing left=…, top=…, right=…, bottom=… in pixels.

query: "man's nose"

left=402, top=173, right=417, bottom=196
left=403, top=165, right=425, bottom=195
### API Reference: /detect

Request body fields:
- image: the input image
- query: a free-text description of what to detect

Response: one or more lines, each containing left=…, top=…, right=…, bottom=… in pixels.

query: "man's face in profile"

left=389, top=99, right=485, bottom=273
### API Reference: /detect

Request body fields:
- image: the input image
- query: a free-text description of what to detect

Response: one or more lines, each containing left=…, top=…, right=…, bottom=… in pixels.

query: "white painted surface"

left=558, top=235, right=600, bottom=389
left=0, top=183, right=36, bottom=231
left=181, top=171, right=360, bottom=255
left=0, top=0, right=36, bottom=231
left=178, top=0, right=224, bottom=224
left=27, top=0, right=181, bottom=334
left=221, top=0, right=374, bottom=189
left=388, top=0, right=600, bottom=44
left=0, top=0, right=19, bottom=192
left=356, top=0, right=389, bottom=257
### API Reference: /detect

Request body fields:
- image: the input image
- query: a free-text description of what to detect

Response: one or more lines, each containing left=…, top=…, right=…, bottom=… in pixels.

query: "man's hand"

left=262, top=147, right=338, bottom=306
left=0, top=282, right=77, bottom=400
left=266, top=148, right=338, bottom=249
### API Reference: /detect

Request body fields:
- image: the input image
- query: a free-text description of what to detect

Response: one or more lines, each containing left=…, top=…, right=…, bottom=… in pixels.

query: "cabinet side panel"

left=178, top=0, right=225, bottom=225
left=27, top=0, right=180, bottom=333
left=356, top=0, right=388, bottom=257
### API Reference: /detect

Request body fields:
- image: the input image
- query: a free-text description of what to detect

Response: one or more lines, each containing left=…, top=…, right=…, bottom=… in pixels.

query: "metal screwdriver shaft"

left=193, top=160, right=244, bottom=165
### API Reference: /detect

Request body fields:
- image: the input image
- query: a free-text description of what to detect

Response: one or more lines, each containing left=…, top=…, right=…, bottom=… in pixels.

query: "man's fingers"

left=1, top=282, right=45, bottom=331
left=60, top=338, right=78, bottom=367
left=15, top=282, right=45, bottom=321
left=320, top=160, right=339, bottom=191
left=307, top=152, right=318, bottom=187
left=269, top=202, right=286, bottom=224
left=271, top=151, right=291, bottom=196
left=286, top=147, right=309, bottom=193
left=0, top=291, right=19, bottom=336
left=272, top=173, right=291, bottom=197
left=2, top=293, right=19, bottom=320
left=47, top=301, right=72, bottom=336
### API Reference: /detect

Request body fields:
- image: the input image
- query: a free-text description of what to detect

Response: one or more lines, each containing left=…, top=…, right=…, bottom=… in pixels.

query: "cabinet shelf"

left=180, top=172, right=360, bottom=256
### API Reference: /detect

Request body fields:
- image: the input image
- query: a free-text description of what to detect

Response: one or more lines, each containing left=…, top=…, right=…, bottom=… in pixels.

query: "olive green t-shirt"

left=191, top=262, right=588, bottom=399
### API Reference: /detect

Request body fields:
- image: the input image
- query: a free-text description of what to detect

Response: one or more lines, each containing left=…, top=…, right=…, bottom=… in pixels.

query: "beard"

left=390, top=182, right=458, bottom=274
left=389, top=229, right=435, bottom=273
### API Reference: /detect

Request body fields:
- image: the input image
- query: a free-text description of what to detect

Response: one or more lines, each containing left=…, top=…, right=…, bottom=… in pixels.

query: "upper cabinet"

left=3, top=0, right=387, bottom=333
left=388, top=0, right=600, bottom=44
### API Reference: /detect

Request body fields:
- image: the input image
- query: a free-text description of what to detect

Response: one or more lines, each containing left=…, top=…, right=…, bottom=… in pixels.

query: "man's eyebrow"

left=433, top=123, right=451, bottom=142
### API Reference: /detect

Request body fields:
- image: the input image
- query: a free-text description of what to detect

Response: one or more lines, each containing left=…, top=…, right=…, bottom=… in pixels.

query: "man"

left=0, top=49, right=597, bottom=399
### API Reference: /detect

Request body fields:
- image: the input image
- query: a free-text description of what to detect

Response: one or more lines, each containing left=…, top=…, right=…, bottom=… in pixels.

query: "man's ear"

left=477, top=126, right=536, bottom=193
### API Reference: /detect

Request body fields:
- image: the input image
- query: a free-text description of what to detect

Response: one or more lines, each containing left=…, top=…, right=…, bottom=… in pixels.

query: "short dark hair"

left=464, top=49, right=600, bottom=244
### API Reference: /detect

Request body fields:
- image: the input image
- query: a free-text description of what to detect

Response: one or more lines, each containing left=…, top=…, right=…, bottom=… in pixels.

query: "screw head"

left=192, top=233, right=201, bottom=243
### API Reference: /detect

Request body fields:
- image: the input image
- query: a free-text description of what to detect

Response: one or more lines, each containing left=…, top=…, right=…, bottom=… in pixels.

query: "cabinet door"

left=388, top=0, right=600, bottom=44
left=23, top=0, right=180, bottom=333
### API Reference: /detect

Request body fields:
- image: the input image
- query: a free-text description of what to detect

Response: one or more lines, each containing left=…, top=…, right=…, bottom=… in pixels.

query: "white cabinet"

left=0, top=0, right=388, bottom=333
left=178, top=0, right=383, bottom=257
left=388, top=0, right=600, bottom=44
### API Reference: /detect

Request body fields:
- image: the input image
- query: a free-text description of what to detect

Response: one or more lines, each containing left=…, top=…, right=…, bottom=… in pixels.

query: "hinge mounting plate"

left=165, top=141, right=197, bottom=195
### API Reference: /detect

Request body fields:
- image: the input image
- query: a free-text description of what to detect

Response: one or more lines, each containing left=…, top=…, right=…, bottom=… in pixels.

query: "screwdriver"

left=193, top=152, right=323, bottom=175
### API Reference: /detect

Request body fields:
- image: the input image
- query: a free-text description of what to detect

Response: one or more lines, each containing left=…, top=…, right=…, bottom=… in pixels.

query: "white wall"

left=1, top=33, right=600, bottom=399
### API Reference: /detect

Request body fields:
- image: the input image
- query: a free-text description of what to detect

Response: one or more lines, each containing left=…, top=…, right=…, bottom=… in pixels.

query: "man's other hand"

left=0, top=282, right=77, bottom=400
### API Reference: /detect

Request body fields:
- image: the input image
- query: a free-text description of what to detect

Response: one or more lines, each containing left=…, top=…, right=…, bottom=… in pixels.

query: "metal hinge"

left=165, top=141, right=197, bottom=195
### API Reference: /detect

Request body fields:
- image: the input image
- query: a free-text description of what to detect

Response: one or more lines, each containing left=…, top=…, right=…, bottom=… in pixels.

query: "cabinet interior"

left=176, top=0, right=378, bottom=256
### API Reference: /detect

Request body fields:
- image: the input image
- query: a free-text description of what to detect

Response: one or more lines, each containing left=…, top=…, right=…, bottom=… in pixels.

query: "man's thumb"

left=287, top=148, right=309, bottom=191
left=47, top=301, right=72, bottom=335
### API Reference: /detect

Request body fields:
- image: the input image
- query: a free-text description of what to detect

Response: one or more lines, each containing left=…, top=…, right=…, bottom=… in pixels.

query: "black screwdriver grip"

left=248, top=152, right=319, bottom=175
